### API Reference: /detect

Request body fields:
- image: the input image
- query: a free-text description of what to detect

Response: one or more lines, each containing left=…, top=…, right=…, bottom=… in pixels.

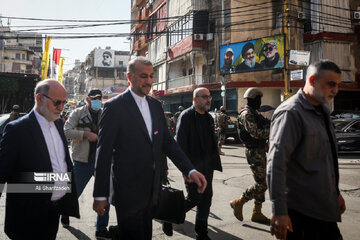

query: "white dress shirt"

left=34, top=109, right=68, bottom=201
left=129, top=88, right=153, bottom=141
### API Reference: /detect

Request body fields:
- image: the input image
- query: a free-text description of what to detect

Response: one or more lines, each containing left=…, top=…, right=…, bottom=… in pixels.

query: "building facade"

left=0, top=26, right=42, bottom=75
left=130, top=0, right=360, bottom=113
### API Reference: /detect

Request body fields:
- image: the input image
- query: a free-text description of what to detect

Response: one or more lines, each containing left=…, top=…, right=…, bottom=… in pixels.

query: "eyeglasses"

left=43, top=94, right=67, bottom=107
left=198, top=95, right=212, bottom=100
left=265, top=46, right=274, bottom=52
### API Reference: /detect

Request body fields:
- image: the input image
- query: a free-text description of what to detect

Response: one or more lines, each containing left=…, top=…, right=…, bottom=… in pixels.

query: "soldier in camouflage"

left=216, top=106, right=229, bottom=155
left=230, top=87, right=271, bottom=224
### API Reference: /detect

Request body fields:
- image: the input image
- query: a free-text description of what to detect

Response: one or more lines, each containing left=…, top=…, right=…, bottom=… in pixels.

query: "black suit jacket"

left=0, top=110, right=79, bottom=239
left=93, top=89, right=194, bottom=219
left=176, top=106, right=222, bottom=173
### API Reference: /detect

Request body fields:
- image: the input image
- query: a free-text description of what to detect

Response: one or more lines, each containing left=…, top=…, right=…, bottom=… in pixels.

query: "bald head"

left=193, top=87, right=211, bottom=113
left=35, top=79, right=67, bottom=121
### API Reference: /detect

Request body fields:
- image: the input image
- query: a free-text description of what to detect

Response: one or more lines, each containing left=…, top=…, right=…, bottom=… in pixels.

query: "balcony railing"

left=167, top=75, right=206, bottom=89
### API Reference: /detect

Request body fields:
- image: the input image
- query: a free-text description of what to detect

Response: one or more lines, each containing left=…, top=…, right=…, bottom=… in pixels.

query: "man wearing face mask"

left=230, top=87, right=271, bottom=224
left=62, top=88, right=112, bottom=239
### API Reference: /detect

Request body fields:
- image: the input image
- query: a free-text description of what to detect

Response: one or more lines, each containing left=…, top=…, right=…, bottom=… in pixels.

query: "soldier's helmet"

left=178, top=106, right=184, bottom=111
left=243, top=88, right=263, bottom=99
left=220, top=106, right=226, bottom=112
left=12, top=105, right=20, bottom=110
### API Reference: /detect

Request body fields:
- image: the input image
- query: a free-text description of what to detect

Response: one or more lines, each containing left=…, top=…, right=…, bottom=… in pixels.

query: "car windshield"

left=333, top=120, right=351, bottom=131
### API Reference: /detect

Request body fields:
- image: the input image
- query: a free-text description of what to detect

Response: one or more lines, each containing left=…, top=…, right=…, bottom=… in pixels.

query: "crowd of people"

left=0, top=57, right=345, bottom=240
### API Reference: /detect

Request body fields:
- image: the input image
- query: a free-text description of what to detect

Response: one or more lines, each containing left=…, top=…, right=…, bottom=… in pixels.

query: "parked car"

left=225, top=111, right=241, bottom=143
left=0, top=113, right=27, bottom=142
left=333, top=118, right=360, bottom=153
left=210, top=110, right=241, bottom=143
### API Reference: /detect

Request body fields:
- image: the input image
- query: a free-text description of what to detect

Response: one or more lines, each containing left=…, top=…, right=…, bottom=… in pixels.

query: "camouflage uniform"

left=239, top=105, right=270, bottom=204
left=216, top=111, right=228, bottom=149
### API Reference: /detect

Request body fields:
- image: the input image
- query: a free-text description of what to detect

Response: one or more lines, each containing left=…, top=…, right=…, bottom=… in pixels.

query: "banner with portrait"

left=219, top=35, right=285, bottom=74
left=94, top=49, right=115, bottom=68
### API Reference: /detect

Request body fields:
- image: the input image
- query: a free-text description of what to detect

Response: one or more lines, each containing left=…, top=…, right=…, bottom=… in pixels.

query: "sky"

left=1, top=0, right=131, bottom=72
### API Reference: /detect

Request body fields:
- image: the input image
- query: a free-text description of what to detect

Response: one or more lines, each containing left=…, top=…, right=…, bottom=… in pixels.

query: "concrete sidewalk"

left=1, top=143, right=359, bottom=239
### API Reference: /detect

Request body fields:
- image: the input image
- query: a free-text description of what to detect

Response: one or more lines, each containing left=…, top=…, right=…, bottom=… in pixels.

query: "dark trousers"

left=15, top=202, right=61, bottom=240
left=114, top=207, right=153, bottom=240
left=184, top=171, right=213, bottom=236
left=287, top=209, right=343, bottom=240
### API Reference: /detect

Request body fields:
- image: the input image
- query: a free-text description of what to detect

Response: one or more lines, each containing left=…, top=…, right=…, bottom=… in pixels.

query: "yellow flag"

left=58, top=57, right=65, bottom=84
left=41, top=36, right=51, bottom=80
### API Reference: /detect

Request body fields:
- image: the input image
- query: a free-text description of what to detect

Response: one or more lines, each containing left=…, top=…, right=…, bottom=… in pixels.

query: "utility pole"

left=283, top=0, right=291, bottom=100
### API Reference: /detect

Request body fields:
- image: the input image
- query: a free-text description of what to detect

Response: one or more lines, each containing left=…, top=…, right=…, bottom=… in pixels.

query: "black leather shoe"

left=108, top=225, right=119, bottom=240
left=162, top=222, right=173, bottom=236
left=60, top=215, right=70, bottom=228
left=196, top=234, right=211, bottom=240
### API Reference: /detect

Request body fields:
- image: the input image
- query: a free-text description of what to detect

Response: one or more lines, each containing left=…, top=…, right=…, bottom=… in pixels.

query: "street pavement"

left=1, top=141, right=360, bottom=239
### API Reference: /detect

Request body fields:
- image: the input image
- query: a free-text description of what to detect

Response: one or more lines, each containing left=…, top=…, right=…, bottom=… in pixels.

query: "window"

left=15, top=53, right=20, bottom=60
left=168, top=13, right=192, bottom=46
left=22, top=54, right=26, bottom=60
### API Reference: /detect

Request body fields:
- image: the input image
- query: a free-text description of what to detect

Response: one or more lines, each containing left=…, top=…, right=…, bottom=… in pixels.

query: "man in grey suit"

left=92, top=56, right=207, bottom=240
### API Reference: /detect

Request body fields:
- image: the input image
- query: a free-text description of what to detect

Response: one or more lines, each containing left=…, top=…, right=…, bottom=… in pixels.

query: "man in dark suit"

left=0, top=79, right=79, bottom=240
left=93, top=57, right=207, bottom=240
left=176, top=87, right=222, bottom=240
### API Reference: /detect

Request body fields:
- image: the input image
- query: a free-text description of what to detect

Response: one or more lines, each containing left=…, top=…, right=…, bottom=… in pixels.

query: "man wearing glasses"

left=260, top=40, right=284, bottom=69
left=62, top=88, right=112, bottom=239
left=176, top=87, right=222, bottom=240
left=0, top=79, right=79, bottom=239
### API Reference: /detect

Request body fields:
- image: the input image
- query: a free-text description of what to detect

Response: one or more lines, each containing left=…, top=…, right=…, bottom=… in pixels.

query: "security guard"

left=9, top=105, right=21, bottom=121
left=230, top=87, right=271, bottom=224
left=217, top=106, right=228, bottom=155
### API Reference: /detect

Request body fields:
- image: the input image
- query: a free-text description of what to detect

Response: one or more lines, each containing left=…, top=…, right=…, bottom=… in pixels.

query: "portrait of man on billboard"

left=235, top=42, right=262, bottom=72
left=260, top=40, right=283, bottom=69
left=102, top=51, right=113, bottom=67
left=220, top=48, right=235, bottom=74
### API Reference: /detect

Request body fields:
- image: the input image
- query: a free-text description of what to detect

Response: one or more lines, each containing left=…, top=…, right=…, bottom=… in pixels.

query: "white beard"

left=244, top=58, right=256, bottom=68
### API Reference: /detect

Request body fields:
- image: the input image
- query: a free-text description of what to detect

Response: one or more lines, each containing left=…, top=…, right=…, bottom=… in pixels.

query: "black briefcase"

left=153, top=184, right=185, bottom=224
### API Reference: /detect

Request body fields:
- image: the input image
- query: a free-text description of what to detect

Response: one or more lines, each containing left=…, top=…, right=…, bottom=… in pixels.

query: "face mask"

left=90, top=100, right=102, bottom=111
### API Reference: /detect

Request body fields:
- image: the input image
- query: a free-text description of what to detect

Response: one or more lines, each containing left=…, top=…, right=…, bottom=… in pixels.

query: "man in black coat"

left=176, top=87, right=223, bottom=240
left=92, top=57, right=207, bottom=240
left=0, top=79, right=79, bottom=240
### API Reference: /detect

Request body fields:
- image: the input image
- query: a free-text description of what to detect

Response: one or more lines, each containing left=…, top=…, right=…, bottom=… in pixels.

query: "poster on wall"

left=289, top=50, right=310, bottom=66
left=94, top=49, right=115, bottom=68
left=219, top=35, right=285, bottom=74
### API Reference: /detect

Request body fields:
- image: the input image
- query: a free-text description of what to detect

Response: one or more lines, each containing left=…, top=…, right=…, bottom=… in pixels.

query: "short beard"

left=312, top=87, right=332, bottom=104
left=244, top=58, right=255, bottom=68
left=38, top=103, right=58, bottom=122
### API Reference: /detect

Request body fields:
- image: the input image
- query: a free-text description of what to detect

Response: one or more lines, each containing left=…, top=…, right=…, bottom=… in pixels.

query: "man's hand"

left=189, top=171, right=207, bottom=193
left=93, top=200, right=108, bottom=216
left=270, top=214, right=293, bottom=240
left=339, top=194, right=346, bottom=215
left=84, top=131, right=98, bottom=142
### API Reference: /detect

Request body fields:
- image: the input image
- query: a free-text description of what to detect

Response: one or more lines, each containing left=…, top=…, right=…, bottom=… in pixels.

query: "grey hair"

left=306, top=59, right=341, bottom=82
left=193, top=87, right=208, bottom=98
left=127, top=56, right=153, bottom=75
left=34, top=80, right=51, bottom=97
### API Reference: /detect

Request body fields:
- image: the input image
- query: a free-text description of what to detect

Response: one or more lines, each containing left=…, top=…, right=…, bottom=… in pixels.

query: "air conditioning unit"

left=352, top=11, right=360, bottom=20
left=194, top=34, right=204, bottom=41
left=297, top=12, right=305, bottom=20
left=206, top=33, right=214, bottom=41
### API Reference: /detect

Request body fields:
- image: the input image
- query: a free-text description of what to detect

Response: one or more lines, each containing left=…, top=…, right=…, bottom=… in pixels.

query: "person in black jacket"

left=176, top=87, right=223, bottom=240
